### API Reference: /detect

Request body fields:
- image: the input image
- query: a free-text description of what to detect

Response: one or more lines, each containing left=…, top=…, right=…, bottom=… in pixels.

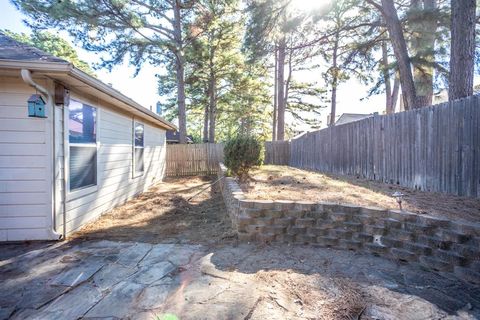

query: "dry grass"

left=72, top=176, right=235, bottom=244
left=242, top=165, right=480, bottom=223
left=254, top=271, right=366, bottom=320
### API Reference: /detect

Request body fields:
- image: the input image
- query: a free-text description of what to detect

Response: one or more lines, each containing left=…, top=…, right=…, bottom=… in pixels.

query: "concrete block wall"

left=218, top=164, right=480, bottom=285
left=218, top=163, right=245, bottom=230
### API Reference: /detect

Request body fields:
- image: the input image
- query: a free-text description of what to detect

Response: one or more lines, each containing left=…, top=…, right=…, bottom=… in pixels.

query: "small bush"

left=224, top=135, right=263, bottom=181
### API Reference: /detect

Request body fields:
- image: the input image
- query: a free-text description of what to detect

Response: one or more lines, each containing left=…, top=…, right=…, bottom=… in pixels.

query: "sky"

left=0, top=1, right=385, bottom=131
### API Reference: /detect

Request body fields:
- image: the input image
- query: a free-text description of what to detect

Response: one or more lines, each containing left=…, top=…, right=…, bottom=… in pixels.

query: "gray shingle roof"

left=335, top=113, right=372, bottom=125
left=0, top=32, right=68, bottom=63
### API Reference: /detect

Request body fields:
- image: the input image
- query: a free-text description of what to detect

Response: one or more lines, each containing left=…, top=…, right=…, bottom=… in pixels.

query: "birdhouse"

left=27, top=94, right=47, bottom=118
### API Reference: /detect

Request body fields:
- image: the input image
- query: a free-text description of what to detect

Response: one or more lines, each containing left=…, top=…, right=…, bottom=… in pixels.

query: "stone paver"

left=49, top=257, right=104, bottom=287
left=1, top=240, right=479, bottom=320
left=134, top=261, right=176, bottom=285
left=84, top=281, right=145, bottom=318
left=26, top=283, right=103, bottom=320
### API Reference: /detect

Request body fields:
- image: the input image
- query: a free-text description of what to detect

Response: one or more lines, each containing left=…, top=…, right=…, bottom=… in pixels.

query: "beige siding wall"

left=58, top=93, right=166, bottom=234
left=0, top=75, right=166, bottom=241
left=0, top=76, right=53, bottom=241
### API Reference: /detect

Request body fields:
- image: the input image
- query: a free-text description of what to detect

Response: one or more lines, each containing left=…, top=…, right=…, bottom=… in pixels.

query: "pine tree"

left=244, top=0, right=326, bottom=139
left=449, top=0, right=476, bottom=100
left=159, top=0, right=271, bottom=142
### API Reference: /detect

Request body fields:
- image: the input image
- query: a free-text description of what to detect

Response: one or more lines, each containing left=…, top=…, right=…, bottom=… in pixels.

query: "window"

left=134, top=122, right=144, bottom=174
left=69, top=100, right=97, bottom=191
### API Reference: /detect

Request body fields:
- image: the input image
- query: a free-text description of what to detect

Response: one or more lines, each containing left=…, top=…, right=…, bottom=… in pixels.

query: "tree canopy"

left=12, top=0, right=479, bottom=141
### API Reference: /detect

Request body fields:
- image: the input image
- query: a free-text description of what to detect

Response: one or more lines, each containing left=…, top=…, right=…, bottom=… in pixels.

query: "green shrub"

left=224, top=135, right=264, bottom=180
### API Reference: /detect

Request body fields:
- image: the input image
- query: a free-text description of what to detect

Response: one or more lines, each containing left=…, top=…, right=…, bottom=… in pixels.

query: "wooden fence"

left=264, top=141, right=291, bottom=165
left=268, top=95, right=480, bottom=197
left=165, top=143, right=224, bottom=176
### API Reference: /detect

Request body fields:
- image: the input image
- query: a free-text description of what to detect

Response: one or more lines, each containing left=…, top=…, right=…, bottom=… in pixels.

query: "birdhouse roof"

left=27, top=94, right=45, bottom=103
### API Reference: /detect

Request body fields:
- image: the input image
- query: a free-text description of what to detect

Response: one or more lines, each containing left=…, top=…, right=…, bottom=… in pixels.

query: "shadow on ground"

left=71, top=176, right=236, bottom=245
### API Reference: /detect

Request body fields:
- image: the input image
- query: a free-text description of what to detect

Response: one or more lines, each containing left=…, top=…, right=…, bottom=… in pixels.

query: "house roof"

left=0, top=33, right=68, bottom=63
left=0, top=32, right=176, bottom=131
left=335, top=113, right=373, bottom=125
left=166, top=130, right=194, bottom=143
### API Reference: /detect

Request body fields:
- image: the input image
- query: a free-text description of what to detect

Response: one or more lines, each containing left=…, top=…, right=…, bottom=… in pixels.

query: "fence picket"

left=165, top=143, right=224, bottom=176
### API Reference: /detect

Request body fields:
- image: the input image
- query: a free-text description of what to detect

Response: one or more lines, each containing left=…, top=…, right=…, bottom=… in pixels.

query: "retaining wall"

left=218, top=163, right=480, bottom=284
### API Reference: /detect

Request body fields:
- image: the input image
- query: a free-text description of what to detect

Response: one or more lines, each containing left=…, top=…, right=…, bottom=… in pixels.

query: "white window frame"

left=132, top=120, right=145, bottom=178
left=64, top=97, right=99, bottom=200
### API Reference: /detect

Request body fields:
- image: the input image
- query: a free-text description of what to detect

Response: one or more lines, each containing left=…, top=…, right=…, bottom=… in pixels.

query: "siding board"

left=0, top=155, right=47, bottom=168
left=0, top=204, right=47, bottom=217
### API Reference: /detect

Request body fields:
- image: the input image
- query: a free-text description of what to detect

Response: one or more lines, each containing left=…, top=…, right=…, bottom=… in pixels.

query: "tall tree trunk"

left=380, top=0, right=417, bottom=110
left=276, top=36, right=286, bottom=141
left=273, top=45, right=278, bottom=141
left=203, top=99, right=209, bottom=142
left=208, top=75, right=216, bottom=143
left=329, top=33, right=339, bottom=126
left=391, top=74, right=400, bottom=112
left=381, top=39, right=394, bottom=114
left=449, top=0, right=476, bottom=101
left=173, top=0, right=187, bottom=143
left=208, top=44, right=216, bottom=143
left=410, top=0, right=437, bottom=107
left=284, top=49, right=293, bottom=108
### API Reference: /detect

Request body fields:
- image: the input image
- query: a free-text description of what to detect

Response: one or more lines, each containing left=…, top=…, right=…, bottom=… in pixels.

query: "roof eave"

left=0, top=59, right=71, bottom=72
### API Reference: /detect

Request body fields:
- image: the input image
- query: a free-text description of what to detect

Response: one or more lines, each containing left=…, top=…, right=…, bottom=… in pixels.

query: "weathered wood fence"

left=166, top=143, right=224, bottom=176
left=267, top=95, right=480, bottom=197
left=264, top=141, right=291, bottom=165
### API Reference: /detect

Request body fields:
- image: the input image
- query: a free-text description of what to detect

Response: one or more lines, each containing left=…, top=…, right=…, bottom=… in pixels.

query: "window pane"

left=135, top=148, right=144, bottom=173
left=69, top=100, right=96, bottom=143
left=135, top=123, right=144, bottom=147
left=70, top=146, right=97, bottom=190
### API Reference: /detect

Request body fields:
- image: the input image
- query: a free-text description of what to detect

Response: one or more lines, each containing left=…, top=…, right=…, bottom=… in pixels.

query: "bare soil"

left=242, top=165, right=480, bottom=223
left=72, top=176, right=235, bottom=244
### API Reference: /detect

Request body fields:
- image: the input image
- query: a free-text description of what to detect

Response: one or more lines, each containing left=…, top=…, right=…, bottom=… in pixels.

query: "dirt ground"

left=242, top=165, right=480, bottom=223
left=72, top=176, right=235, bottom=245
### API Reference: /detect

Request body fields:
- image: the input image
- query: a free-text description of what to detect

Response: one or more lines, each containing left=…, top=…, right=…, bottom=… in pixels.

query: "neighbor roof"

left=335, top=113, right=373, bottom=125
left=166, top=130, right=193, bottom=143
left=0, top=32, right=176, bottom=131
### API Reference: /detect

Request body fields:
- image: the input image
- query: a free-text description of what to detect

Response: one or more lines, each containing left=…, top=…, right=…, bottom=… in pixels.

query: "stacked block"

left=217, top=164, right=480, bottom=284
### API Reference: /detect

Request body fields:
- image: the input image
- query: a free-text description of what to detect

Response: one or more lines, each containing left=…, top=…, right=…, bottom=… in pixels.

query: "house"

left=166, top=130, right=194, bottom=144
left=0, top=33, right=176, bottom=242
left=335, top=113, right=373, bottom=125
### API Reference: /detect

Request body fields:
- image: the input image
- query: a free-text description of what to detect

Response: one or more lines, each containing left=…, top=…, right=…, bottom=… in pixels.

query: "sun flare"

left=289, top=0, right=332, bottom=13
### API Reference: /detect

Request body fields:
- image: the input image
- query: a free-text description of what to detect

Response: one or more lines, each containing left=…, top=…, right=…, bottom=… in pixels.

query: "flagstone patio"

left=1, top=239, right=479, bottom=320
